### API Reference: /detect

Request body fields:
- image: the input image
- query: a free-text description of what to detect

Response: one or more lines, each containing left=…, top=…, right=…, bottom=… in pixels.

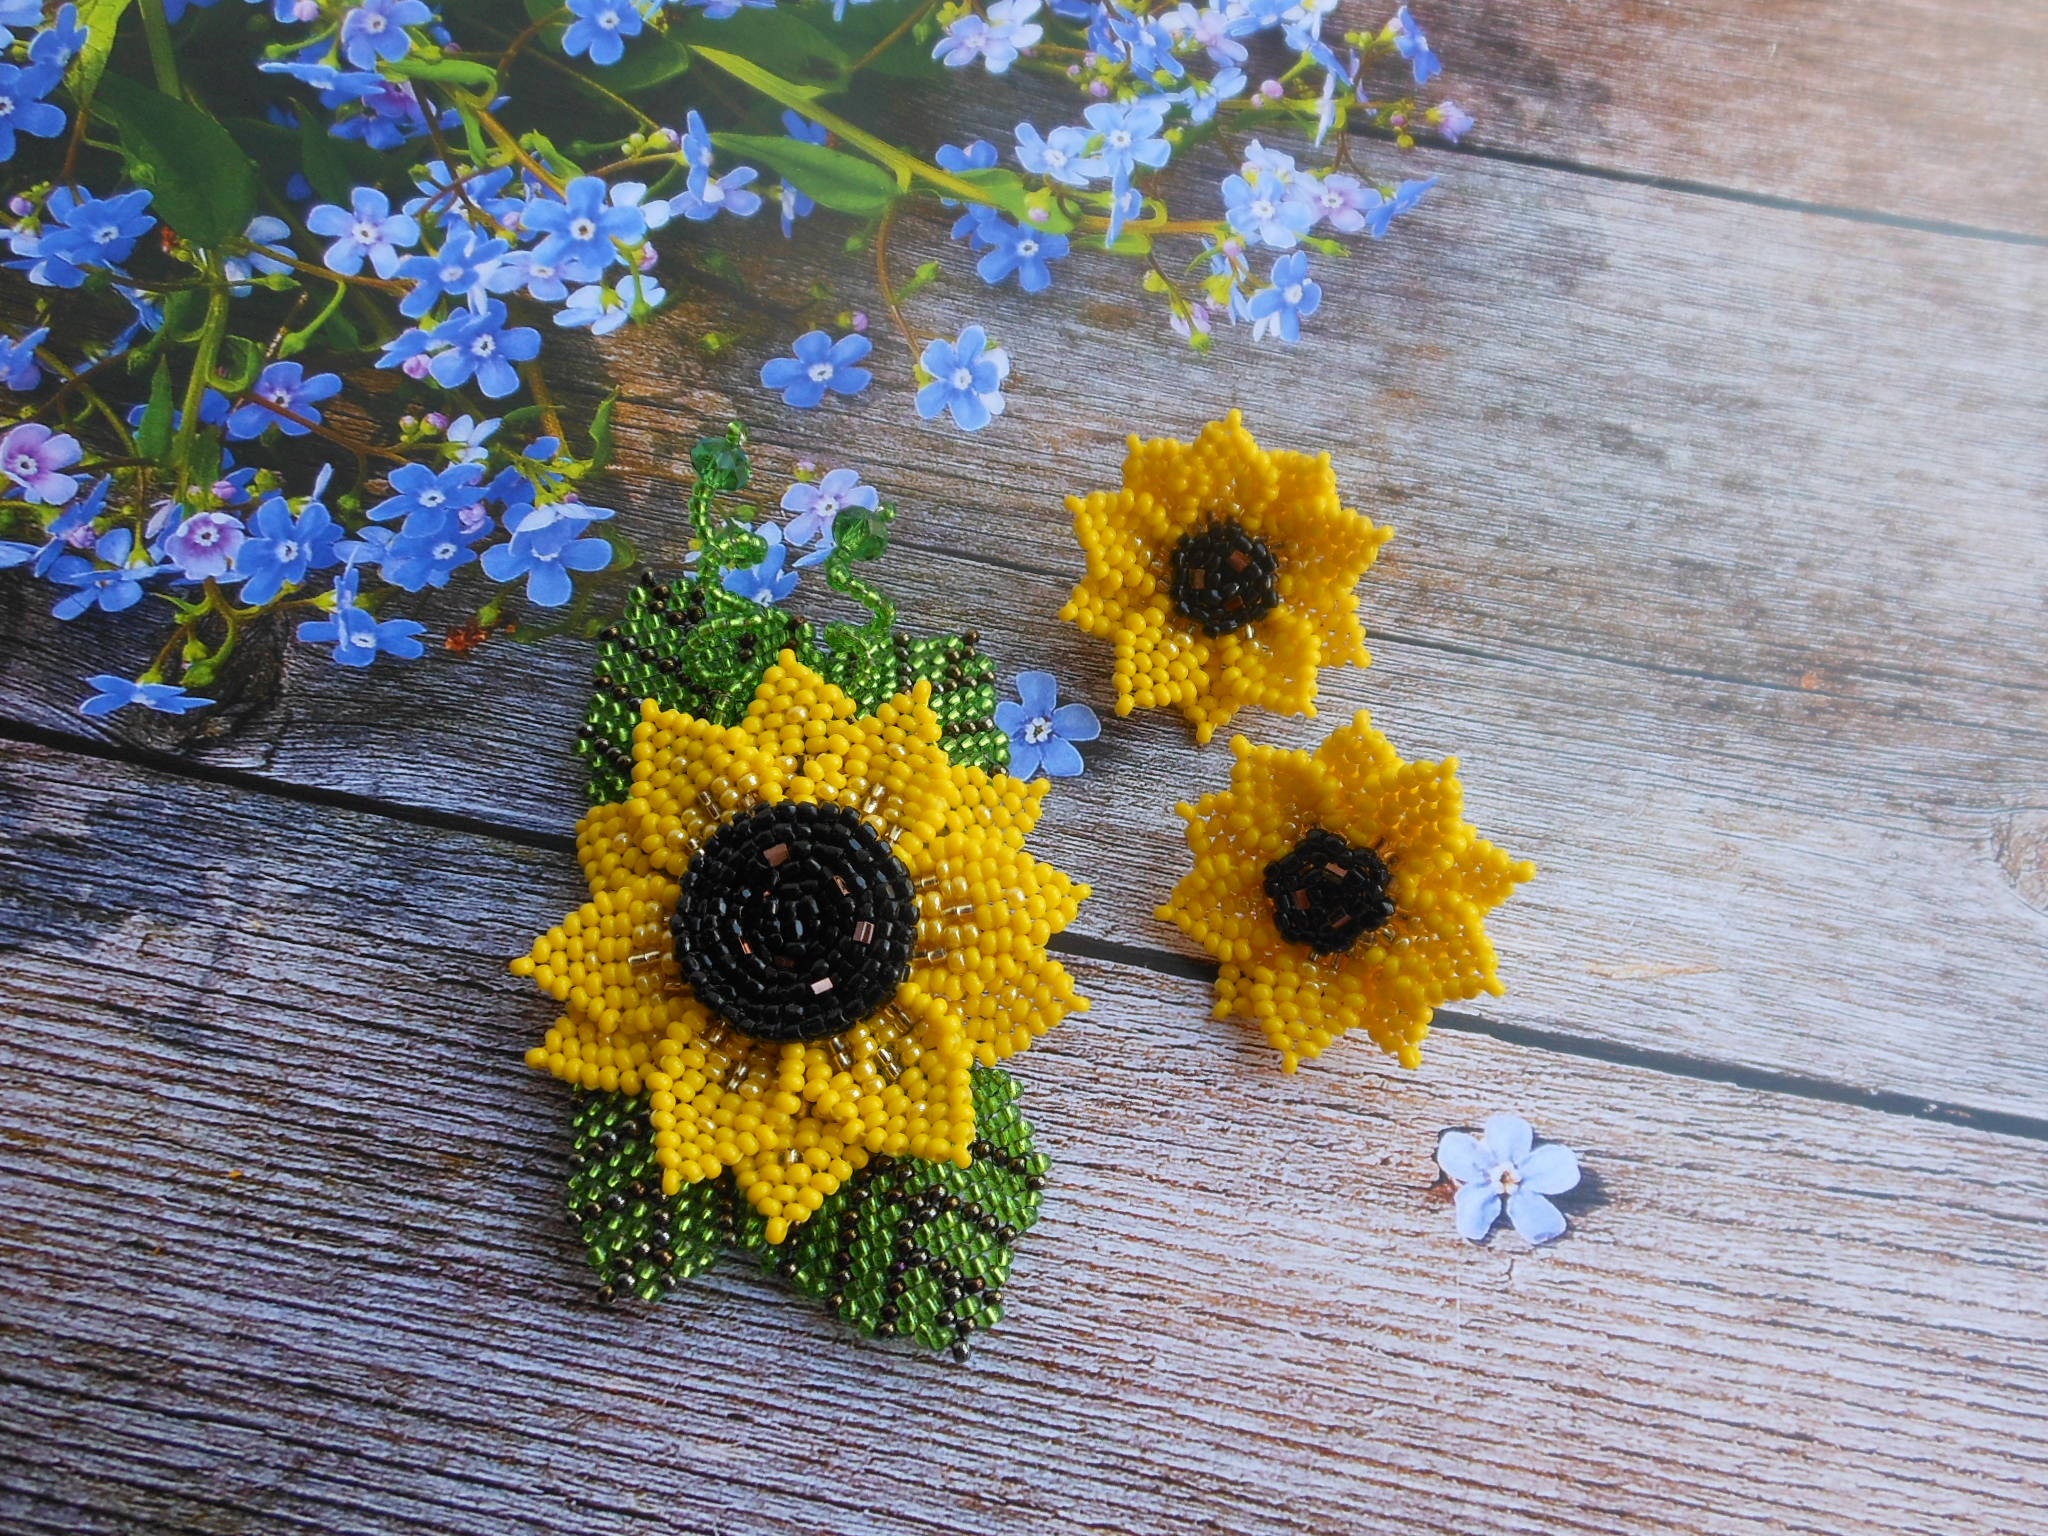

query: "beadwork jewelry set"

left=512, top=414, right=1530, bottom=1353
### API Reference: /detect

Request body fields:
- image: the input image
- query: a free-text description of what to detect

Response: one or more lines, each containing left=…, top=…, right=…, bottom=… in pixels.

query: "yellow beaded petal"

left=1158, top=715, right=1534, bottom=1072
left=516, top=651, right=1090, bottom=1240
left=1060, top=411, right=1392, bottom=743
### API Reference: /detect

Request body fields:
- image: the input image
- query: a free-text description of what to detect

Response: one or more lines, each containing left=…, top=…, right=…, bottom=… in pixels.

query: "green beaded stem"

left=556, top=423, right=1041, bottom=1350
left=576, top=424, right=1007, bottom=804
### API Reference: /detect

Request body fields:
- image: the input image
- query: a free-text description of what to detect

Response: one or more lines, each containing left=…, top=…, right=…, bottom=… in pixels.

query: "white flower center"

left=440, top=264, right=464, bottom=283
left=1044, top=147, right=1067, bottom=169
left=704, top=181, right=726, bottom=204
left=569, top=218, right=596, bottom=240
left=349, top=629, right=376, bottom=649
left=1016, top=238, right=1038, bottom=257
left=1108, top=129, right=1132, bottom=149
left=9, top=453, right=36, bottom=475
left=353, top=221, right=381, bottom=244
left=364, top=14, right=387, bottom=34
left=806, top=361, right=834, bottom=383
left=815, top=493, right=841, bottom=515
left=433, top=540, right=458, bottom=560
left=419, top=489, right=446, bottom=507
left=1024, top=717, right=1054, bottom=744
left=950, top=366, right=974, bottom=389
left=1489, top=1163, right=1522, bottom=1196
left=0, top=99, right=17, bottom=121
left=1251, top=197, right=1275, bottom=220
left=276, top=540, right=300, bottom=561
left=1283, top=283, right=1304, bottom=303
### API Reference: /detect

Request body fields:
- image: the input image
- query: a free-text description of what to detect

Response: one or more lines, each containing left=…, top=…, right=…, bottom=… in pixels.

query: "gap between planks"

left=1355, top=129, right=2048, bottom=250
left=7, top=711, right=2046, bottom=1152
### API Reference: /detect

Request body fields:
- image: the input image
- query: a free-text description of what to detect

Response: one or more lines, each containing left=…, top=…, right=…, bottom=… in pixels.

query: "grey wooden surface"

left=2, top=5, right=2045, bottom=1533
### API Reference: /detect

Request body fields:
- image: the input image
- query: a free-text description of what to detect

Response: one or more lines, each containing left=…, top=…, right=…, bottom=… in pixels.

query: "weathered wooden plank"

left=3, top=154, right=2042, bottom=1115
left=1429, top=0, right=2048, bottom=233
left=2, top=741, right=2045, bottom=1535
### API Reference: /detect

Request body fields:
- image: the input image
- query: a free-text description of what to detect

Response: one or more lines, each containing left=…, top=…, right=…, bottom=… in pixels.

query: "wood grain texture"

left=3, top=742, right=2045, bottom=1536
left=4, top=153, right=2041, bottom=1116
left=1424, top=0, right=2048, bottom=233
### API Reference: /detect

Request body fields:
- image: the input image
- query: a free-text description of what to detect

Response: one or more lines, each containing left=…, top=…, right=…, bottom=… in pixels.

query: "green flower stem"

left=848, top=0, right=943, bottom=74
left=872, top=201, right=919, bottom=365
left=139, top=0, right=182, bottom=97
left=275, top=277, right=352, bottom=359
left=172, top=279, right=231, bottom=506
left=690, top=48, right=1000, bottom=206
left=513, top=36, right=658, bottom=130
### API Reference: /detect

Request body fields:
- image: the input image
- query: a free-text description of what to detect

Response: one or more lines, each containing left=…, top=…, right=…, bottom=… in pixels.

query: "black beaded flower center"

left=1170, top=518, right=1280, bottom=636
left=673, top=802, right=917, bottom=1044
left=1264, top=828, right=1396, bottom=954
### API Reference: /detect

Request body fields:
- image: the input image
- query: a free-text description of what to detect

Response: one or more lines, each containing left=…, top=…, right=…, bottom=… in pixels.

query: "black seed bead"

left=1264, top=827, right=1397, bottom=955
left=1170, top=518, right=1281, bottom=636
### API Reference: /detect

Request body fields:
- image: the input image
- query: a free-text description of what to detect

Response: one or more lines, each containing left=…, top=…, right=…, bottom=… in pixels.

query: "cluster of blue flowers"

left=0, top=0, right=1460, bottom=721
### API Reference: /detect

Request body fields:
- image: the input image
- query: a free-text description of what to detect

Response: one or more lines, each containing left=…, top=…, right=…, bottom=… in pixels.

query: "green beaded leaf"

left=567, top=1091, right=729, bottom=1302
left=730, top=1067, right=1047, bottom=1353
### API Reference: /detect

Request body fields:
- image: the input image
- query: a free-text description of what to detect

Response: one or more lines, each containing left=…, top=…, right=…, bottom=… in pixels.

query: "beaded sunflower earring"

left=1157, top=716, right=1535, bottom=1071
left=514, top=425, right=1091, bottom=1353
left=1059, top=411, right=1392, bottom=743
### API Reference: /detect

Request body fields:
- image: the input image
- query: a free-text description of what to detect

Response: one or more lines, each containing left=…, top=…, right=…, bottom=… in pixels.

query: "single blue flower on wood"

left=915, top=324, right=1008, bottom=432
left=760, top=330, right=873, bottom=409
left=1391, top=5, right=1441, bottom=85
left=480, top=517, right=611, bottom=606
left=996, top=671, right=1099, bottom=779
left=79, top=675, right=213, bottom=718
left=1437, top=1113, right=1581, bottom=1245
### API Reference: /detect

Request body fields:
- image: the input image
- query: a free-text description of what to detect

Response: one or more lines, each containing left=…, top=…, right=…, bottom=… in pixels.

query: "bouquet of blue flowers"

left=0, top=0, right=1461, bottom=719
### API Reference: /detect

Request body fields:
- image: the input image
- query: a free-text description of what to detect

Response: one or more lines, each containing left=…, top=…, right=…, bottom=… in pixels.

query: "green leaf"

left=587, top=389, right=620, bottom=473
left=566, top=1091, right=728, bottom=1302
left=732, top=1067, right=1046, bottom=1352
left=601, top=32, right=692, bottom=92
left=95, top=76, right=258, bottom=247
left=68, top=0, right=136, bottom=105
left=134, top=360, right=174, bottom=462
left=952, top=168, right=1035, bottom=220
left=713, top=132, right=898, bottom=218
left=676, top=5, right=847, bottom=80
left=385, top=55, right=501, bottom=90
left=158, top=287, right=205, bottom=344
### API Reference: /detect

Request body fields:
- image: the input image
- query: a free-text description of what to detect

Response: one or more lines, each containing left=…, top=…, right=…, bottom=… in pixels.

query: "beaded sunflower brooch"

left=1157, top=717, right=1534, bottom=1071
left=1060, top=411, right=1392, bottom=744
left=514, top=426, right=1089, bottom=1352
